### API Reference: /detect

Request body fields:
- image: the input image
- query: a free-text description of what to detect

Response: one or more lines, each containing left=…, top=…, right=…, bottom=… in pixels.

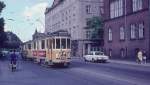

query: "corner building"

left=45, top=0, right=104, bottom=57
left=103, top=0, right=150, bottom=60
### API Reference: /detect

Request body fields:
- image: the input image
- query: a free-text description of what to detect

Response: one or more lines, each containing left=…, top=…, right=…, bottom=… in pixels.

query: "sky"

left=1, top=0, right=54, bottom=42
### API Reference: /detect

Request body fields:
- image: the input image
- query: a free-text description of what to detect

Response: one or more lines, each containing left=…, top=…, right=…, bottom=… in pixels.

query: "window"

left=130, top=24, right=136, bottom=39
left=47, top=39, right=52, bottom=49
left=138, top=23, right=144, bottom=39
left=61, top=38, right=66, bottom=49
left=110, top=0, right=123, bottom=18
left=91, top=47, right=100, bottom=51
left=46, top=39, right=49, bottom=49
left=86, top=18, right=90, bottom=26
left=86, top=31, right=91, bottom=39
left=56, top=39, right=60, bottom=49
left=67, top=39, right=71, bottom=49
left=120, top=27, right=125, bottom=40
left=37, top=41, right=39, bottom=49
left=132, top=0, right=142, bottom=12
left=86, top=5, right=91, bottom=14
left=108, top=28, right=112, bottom=41
left=28, top=44, right=31, bottom=50
left=53, top=39, right=55, bottom=49
left=33, top=42, right=36, bottom=49
left=41, top=40, right=45, bottom=49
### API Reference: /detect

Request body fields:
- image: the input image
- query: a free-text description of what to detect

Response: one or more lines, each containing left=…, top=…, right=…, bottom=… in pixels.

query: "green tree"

left=86, top=16, right=104, bottom=40
left=0, top=1, right=6, bottom=48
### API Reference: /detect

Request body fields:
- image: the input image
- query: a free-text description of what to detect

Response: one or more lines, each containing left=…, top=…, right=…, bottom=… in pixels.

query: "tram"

left=22, top=30, right=71, bottom=66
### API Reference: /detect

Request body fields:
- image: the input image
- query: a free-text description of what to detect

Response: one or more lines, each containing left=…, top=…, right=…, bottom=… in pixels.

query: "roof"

left=45, top=0, right=65, bottom=14
left=48, top=30, right=70, bottom=37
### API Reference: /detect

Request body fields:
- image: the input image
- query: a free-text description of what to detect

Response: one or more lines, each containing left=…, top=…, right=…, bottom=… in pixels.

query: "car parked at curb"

left=83, top=51, right=109, bottom=63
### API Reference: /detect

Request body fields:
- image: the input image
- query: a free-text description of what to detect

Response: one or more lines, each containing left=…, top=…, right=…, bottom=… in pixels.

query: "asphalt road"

left=0, top=59, right=150, bottom=85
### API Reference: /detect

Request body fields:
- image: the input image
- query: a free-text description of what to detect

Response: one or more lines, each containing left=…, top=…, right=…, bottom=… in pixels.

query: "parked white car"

left=83, top=51, right=109, bottom=63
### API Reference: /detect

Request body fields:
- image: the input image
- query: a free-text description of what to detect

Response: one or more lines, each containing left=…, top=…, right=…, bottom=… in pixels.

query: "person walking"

left=10, top=50, right=18, bottom=71
left=143, top=51, right=147, bottom=64
left=137, top=50, right=143, bottom=64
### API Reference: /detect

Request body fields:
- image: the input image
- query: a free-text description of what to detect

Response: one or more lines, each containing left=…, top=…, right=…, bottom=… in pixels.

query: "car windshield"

left=95, top=52, right=104, bottom=55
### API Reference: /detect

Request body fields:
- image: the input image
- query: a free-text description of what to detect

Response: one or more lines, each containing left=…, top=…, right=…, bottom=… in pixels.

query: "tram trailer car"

left=23, top=31, right=71, bottom=67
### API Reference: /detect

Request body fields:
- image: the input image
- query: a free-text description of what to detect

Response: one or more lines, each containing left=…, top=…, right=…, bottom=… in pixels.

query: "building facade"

left=104, top=0, right=150, bottom=60
left=45, top=0, right=104, bottom=57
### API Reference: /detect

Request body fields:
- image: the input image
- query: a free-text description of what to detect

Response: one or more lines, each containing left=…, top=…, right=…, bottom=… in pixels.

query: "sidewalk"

left=71, top=56, right=150, bottom=67
left=109, top=59, right=150, bottom=67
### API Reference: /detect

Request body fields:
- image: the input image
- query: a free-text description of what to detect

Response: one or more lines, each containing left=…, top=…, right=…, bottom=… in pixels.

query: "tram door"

left=46, top=38, right=53, bottom=62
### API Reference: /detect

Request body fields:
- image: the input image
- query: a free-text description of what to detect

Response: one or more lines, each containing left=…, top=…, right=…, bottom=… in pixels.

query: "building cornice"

left=45, top=0, right=65, bottom=14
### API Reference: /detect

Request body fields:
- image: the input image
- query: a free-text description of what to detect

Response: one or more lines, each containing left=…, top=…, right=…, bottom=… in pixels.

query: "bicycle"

left=10, top=61, right=17, bottom=72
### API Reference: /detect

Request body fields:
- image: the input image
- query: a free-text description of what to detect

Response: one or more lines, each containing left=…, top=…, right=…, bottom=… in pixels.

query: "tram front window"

left=56, top=39, right=60, bottom=49
left=61, top=38, right=66, bottom=49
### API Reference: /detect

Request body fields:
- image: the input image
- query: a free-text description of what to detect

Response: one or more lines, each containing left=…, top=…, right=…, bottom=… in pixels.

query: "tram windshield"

left=61, top=38, right=66, bottom=49
left=54, top=38, right=71, bottom=49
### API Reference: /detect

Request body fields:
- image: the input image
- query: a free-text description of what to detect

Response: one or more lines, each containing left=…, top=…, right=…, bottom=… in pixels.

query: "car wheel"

left=92, top=58, right=95, bottom=62
left=84, top=58, right=87, bottom=62
left=102, top=60, right=106, bottom=63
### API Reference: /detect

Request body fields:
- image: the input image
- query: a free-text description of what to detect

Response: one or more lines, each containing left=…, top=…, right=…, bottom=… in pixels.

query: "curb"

left=110, top=60, right=150, bottom=67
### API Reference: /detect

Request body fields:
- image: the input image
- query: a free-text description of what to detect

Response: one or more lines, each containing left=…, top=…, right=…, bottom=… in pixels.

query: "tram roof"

left=47, top=30, right=70, bottom=37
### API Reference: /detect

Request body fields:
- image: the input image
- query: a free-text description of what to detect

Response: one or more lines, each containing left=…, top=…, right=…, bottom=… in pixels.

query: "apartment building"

left=45, top=0, right=104, bottom=57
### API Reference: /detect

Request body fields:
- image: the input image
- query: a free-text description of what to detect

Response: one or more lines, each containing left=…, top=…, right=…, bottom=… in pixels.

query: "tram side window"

left=37, top=41, right=39, bottom=49
left=46, top=39, right=49, bottom=49
left=47, top=39, right=52, bottom=49
left=28, top=44, right=31, bottom=50
left=56, top=39, right=60, bottom=49
left=34, top=42, right=36, bottom=49
left=67, top=39, right=71, bottom=49
left=41, top=40, right=45, bottom=49
left=61, top=38, right=66, bottom=49
left=24, top=45, right=26, bottom=49
left=49, top=39, right=52, bottom=49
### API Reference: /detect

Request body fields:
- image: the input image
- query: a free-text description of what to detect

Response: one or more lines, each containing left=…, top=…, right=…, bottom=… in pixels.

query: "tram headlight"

left=56, top=53, right=60, bottom=59
left=63, top=52, right=66, bottom=56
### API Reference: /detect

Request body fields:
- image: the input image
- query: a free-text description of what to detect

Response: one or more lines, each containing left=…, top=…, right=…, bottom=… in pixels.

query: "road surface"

left=0, top=59, right=150, bottom=85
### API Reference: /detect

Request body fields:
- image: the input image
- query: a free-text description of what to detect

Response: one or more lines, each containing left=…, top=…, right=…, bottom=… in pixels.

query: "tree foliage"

left=86, top=16, right=104, bottom=40
left=0, top=1, right=6, bottom=48
left=0, top=1, right=5, bottom=14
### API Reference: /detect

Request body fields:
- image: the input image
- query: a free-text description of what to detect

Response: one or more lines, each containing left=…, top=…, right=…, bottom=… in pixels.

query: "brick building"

left=103, top=0, right=150, bottom=60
